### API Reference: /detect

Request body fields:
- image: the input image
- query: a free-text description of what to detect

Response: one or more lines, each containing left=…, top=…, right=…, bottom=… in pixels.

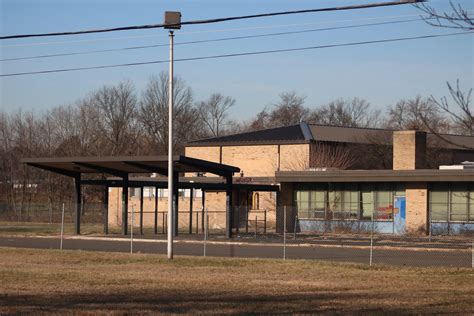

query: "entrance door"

left=393, top=196, right=406, bottom=234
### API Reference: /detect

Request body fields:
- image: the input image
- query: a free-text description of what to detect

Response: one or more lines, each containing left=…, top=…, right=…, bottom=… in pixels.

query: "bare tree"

left=309, top=98, right=381, bottom=128
left=415, top=1, right=473, bottom=30
left=247, top=109, right=270, bottom=131
left=385, top=96, right=451, bottom=133
left=198, top=93, right=235, bottom=137
left=139, top=72, right=201, bottom=154
left=92, top=81, right=141, bottom=155
left=286, top=143, right=355, bottom=171
left=268, top=91, right=309, bottom=127
left=429, top=80, right=473, bottom=136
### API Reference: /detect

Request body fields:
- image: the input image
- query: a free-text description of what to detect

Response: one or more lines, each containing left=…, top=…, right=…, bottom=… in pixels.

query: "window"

left=451, top=189, right=468, bottom=221
left=430, top=184, right=472, bottom=222
left=376, top=185, right=393, bottom=220
left=295, top=186, right=325, bottom=219
left=430, top=189, right=449, bottom=221
left=341, top=185, right=359, bottom=219
left=252, top=192, right=260, bottom=210
left=294, top=183, right=403, bottom=221
left=361, top=185, right=375, bottom=220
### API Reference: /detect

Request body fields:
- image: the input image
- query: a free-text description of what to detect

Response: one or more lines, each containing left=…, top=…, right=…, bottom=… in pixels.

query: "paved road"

left=0, top=236, right=471, bottom=268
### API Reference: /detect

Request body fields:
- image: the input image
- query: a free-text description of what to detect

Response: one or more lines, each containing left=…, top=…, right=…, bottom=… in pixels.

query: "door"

left=393, top=196, right=406, bottom=234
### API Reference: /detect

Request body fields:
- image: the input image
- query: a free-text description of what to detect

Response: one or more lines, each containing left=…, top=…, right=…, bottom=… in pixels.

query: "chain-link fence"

left=1, top=202, right=473, bottom=268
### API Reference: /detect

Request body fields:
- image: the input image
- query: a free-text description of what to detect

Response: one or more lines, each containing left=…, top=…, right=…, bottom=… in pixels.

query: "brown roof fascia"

left=275, top=170, right=474, bottom=183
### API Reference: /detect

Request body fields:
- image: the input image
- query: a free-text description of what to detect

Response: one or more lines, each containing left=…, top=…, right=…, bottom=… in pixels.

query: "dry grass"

left=0, top=247, right=473, bottom=314
left=0, top=221, right=120, bottom=236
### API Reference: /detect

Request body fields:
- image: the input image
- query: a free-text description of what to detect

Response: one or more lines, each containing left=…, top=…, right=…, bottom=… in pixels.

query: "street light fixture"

left=164, top=11, right=181, bottom=260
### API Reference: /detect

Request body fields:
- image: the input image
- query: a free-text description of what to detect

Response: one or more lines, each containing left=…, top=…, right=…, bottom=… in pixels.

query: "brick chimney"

left=393, top=130, right=427, bottom=170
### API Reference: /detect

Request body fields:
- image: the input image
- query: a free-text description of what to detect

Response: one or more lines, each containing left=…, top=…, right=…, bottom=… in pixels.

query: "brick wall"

left=405, top=183, right=428, bottom=234
left=393, top=130, right=427, bottom=170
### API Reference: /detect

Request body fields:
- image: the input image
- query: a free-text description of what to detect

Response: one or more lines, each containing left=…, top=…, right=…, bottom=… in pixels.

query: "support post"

left=225, top=174, right=233, bottom=239
left=173, top=171, right=179, bottom=237
left=139, top=186, right=144, bottom=235
left=122, top=174, right=129, bottom=235
left=154, top=186, right=158, bottom=235
left=103, top=185, right=109, bottom=234
left=74, top=175, right=81, bottom=235
left=201, top=190, right=205, bottom=234
left=189, top=188, right=194, bottom=234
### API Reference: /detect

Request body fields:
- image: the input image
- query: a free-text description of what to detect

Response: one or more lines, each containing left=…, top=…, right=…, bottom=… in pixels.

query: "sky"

left=0, top=0, right=473, bottom=120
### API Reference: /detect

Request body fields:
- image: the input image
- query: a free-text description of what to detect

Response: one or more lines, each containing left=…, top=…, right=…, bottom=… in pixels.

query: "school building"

left=24, top=123, right=474, bottom=236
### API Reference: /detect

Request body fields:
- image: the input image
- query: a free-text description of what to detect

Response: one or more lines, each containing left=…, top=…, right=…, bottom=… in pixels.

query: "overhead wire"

left=0, top=13, right=431, bottom=48
left=0, top=1, right=424, bottom=40
left=0, top=18, right=426, bottom=62
left=1, top=30, right=471, bottom=78
left=4, top=9, right=470, bottom=49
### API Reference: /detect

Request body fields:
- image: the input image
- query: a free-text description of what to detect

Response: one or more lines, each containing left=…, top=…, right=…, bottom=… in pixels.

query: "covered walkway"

left=22, top=155, right=265, bottom=238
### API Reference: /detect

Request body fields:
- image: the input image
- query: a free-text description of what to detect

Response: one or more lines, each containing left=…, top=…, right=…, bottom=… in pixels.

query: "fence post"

left=283, top=206, right=287, bottom=260
left=196, top=212, right=199, bottom=234
left=245, top=208, right=249, bottom=233
left=264, top=209, right=267, bottom=233
left=204, top=207, right=208, bottom=257
left=370, top=212, right=374, bottom=266
left=471, top=239, right=473, bottom=269
left=236, top=207, right=240, bottom=234
left=130, top=206, right=134, bottom=254
left=255, top=215, right=258, bottom=239
left=294, top=215, right=298, bottom=240
left=429, top=207, right=432, bottom=243
left=60, top=203, right=65, bottom=250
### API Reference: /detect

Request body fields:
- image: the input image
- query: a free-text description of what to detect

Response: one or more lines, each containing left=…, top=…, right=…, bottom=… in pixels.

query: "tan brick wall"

left=108, top=188, right=210, bottom=231
left=280, top=144, right=310, bottom=171
left=221, top=145, right=278, bottom=177
left=185, top=143, right=311, bottom=175
left=393, top=131, right=427, bottom=170
left=184, top=146, right=221, bottom=177
left=405, top=183, right=428, bottom=234
left=185, top=146, right=221, bottom=163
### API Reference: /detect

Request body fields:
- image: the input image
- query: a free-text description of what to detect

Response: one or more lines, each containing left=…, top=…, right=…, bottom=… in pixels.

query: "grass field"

left=0, top=247, right=473, bottom=314
left=0, top=221, right=123, bottom=236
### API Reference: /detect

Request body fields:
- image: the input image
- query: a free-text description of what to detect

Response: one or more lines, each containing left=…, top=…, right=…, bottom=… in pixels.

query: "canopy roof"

left=22, top=155, right=240, bottom=178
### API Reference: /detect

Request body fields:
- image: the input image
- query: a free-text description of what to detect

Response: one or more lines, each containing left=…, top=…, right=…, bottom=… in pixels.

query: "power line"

left=0, top=13, right=432, bottom=48
left=0, top=18, right=424, bottom=62
left=1, top=30, right=470, bottom=78
left=0, top=1, right=424, bottom=40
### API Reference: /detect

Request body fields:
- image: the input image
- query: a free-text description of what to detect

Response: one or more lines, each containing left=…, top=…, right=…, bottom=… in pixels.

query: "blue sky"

left=0, top=0, right=472, bottom=120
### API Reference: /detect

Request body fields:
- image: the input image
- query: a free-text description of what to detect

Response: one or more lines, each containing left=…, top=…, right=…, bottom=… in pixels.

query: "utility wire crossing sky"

left=0, top=0, right=471, bottom=118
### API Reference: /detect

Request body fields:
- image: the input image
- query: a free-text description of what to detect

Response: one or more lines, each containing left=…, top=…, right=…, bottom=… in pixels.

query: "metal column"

left=189, top=188, right=194, bottom=234
left=74, top=175, right=81, bottom=235
left=122, top=174, right=129, bottom=235
left=173, top=171, right=179, bottom=237
left=139, top=186, right=144, bottom=235
left=226, top=175, right=233, bottom=238
left=154, top=186, right=158, bottom=234
left=103, top=185, right=109, bottom=234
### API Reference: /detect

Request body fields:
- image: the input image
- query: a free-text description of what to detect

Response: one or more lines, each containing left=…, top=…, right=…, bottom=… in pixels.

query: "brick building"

left=107, top=123, right=474, bottom=235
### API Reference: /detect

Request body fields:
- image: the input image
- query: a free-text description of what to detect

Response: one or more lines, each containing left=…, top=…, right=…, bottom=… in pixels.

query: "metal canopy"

left=22, top=155, right=240, bottom=177
left=80, top=177, right=280, bottom=192
left=22, top=155, right=241, bottom=238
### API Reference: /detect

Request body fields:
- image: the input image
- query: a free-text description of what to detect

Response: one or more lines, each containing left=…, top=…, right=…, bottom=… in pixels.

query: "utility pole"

left=164, top=11, right=181, bottom=260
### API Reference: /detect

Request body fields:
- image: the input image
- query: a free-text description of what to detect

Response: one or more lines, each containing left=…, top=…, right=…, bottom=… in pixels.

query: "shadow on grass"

left=0, top=289, right=465, bottom=314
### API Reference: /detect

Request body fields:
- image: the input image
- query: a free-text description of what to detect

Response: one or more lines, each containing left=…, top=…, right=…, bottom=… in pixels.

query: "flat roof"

left=22, top=155, right=240, bottom=178
left=275, top=169, right=474, bottom=183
